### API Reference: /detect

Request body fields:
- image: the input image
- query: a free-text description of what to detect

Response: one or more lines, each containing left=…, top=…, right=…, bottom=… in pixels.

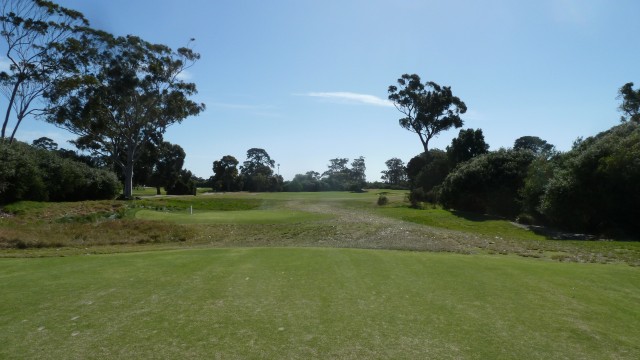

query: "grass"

left=0, top=247, right=638, bottom=359
left=135, top=208, right=331, bottom=224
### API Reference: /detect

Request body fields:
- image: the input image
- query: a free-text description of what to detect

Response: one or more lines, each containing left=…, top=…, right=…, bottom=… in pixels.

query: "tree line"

left=388, top=73, right=640, bottom=238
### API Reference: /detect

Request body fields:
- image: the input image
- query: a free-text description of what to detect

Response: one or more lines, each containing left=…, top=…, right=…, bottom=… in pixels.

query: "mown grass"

left=0, top=247, right=638, bottom=359
left=135, top=208, right=331, bottom=224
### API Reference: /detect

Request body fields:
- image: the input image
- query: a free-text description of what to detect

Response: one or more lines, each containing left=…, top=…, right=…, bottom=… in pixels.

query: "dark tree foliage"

left=149, top=142, right=185, bottom=195
left=212, top=155, right=240, bottom=192
left=31, top=136, right=58, bottom=150
left=618, top=82, right=640, bottom=123
left=322, top=157, right=351, bottom=191
left=350, top=156, right=366, bottom=190
left=439, top=149, right=536, bottom=218
left=0, top=140, right=119, bottom=203
left=540, top=122, right=640, bottom=236
left=513, top=136, right=554, bottom=155
left=165, top=169, right=196, bottom=195
left=447, top=128, right=489, bottom=167
left=381, top=157, right=407, bottom=186
left=240, top=148, right=281, bottom=192
left=284, top=171, right=323, bottom=192
left=405, top=150, right=450, bottom=204
left=388, top=73, right=466, bottom=152
left=44, top=30, right=204, bottom=199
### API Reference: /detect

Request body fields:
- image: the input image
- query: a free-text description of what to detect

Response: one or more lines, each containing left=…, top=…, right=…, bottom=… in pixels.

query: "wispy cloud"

left=176, top=70, right=193, bottom=81
left=303, top=92, right=393, bottom=107
left=0, top=57, right=11, bottom=72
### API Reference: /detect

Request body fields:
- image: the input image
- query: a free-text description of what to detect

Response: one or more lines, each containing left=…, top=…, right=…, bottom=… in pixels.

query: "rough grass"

left=1, top=191, right=639, bottom=265
left=0, top=248, right=638, bottom=359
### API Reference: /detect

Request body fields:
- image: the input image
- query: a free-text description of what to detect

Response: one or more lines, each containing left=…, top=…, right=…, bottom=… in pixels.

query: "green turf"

left=0, top=248, right=638, bottom=359
left=134, top=208, right=331, bottom=224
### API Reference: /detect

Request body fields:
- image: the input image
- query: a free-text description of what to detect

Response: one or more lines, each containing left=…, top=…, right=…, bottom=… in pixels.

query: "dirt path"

left=283, top=200, right=497, bottom=254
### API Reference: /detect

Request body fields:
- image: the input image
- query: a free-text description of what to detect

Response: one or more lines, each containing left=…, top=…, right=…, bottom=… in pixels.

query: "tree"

left=439, top=149, right=536, bottom=217
left=31, top=136, right=57, bottom=150
left=240, top=148, right=277, bottom=192
left=0, top=0, right=88, bottom=142
left=322, top=157, right=351, bottom=190
left=212, top=155, right=240, bottom=192
left=350, top=156, right=366, bottom=189
left=44, top=31, right=204, bottom=199
left=618, top=82, right=640, bottom=123
left=149, top=142, right=185, bottom=195
left=388, top=73, right=467, bottom=152
left=447, top=128, right=489, bottom=167
left=381, top=157, right=407, bottom=186
left=513, top=136, right=554, bottom=155
left=540, top=122, right=640, bottom=235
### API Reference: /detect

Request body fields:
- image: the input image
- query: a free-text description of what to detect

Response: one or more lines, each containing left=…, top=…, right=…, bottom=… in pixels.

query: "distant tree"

left=513, top=136, right=554, bottom=155
left=618, top=82, right=640, bottom=123
left=350, top=156, right=366, bottom=189
left=0, top=0, right=89, bottom=142
left=240, top=148, right=279, bottom=192
left=165, top=169, right=196, bottom=195
left=447, top=128, right=489, bottom=167
left=212, top=155, right=240, bottom=192
left=388, top=73, right=466, bottom=152
left=148, top=142, right=185, bottom=195
left=322, top=158, right=351, bottom=190
left=44, top=31, right=204, bottom=199
left=31, top=136, right=58, bottom=151
left=381, top=157, right=407, bottom=186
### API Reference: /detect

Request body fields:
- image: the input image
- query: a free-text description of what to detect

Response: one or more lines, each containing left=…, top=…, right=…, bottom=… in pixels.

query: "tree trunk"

left=156, top=186, right=161, bottom=195
left=123, top=149, right=135, bottom=199
left=1, top=80, right=21, bottom=139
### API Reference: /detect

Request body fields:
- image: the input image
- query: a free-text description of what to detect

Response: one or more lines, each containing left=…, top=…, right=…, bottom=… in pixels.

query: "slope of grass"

left=0, top=247, right=638, bottom=359
left=135, top=208, right=331, bottom=224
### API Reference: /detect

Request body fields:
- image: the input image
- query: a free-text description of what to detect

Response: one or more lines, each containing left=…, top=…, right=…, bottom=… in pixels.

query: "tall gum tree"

left=45, top=31, right=205, bottom=199
left=0, top=0, right=89, bottom=142
left=388, top=73, right=466, bottom=152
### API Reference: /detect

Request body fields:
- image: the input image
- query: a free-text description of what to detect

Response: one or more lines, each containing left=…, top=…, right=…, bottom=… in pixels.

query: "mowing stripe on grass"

left=0, top=248, right=638, bottom=359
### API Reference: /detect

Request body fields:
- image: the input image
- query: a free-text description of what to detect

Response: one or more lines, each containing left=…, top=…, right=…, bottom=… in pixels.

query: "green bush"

left=540, top=123, right=640, bottom=236
left=0, top=141, right=120, bottom=204
left=439, top=149, right=535, bottom=218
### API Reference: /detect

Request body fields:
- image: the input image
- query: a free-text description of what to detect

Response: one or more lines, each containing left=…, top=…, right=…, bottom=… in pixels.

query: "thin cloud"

left=304, top=92, right=393, bottom=107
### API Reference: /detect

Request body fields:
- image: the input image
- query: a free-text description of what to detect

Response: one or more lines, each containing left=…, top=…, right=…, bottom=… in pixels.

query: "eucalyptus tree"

left=618, top=82, right=640, bottom=123
left=381, top=157, right=407, bottom=185
left=45, top=31, right=204, bottom=199
left=388, top=73, right=466, bottom=152
left=0, top=0, right=88, bottom=142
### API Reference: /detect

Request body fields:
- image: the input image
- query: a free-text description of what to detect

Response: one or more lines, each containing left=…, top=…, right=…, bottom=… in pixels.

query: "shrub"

left=0, top=141, right=120, bottom=204
left=540, top=122, right=640, bottom=236
left=377, top=194, right=389, bottom=206
left=439, top=149, right=535, bottom=218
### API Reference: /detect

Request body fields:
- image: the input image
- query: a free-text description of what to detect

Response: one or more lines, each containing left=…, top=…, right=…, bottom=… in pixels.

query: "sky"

left=5, top=0, right=640, bottom=181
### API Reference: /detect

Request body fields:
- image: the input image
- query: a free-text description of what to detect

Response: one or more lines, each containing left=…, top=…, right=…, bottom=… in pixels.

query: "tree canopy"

left=388, top=73, right=467, bottom=152
left=618, top=82, right=640, bottom=123
left=44, top=31, right=204, bottom=198
left=0, top=0, right=89, bottom=142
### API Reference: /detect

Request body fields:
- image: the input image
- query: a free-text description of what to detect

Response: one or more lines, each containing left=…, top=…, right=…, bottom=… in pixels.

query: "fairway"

left=1, top=248, right=638, bottom=359
left=135, top=208, right=330, bottom=224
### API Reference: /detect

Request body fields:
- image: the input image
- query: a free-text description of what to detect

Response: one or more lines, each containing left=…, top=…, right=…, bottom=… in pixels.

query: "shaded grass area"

left=0, top=248, right=638, bottom=359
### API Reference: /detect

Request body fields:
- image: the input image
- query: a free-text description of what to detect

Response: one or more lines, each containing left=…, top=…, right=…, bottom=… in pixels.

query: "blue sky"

left=7, top=0, right=640, bottom=181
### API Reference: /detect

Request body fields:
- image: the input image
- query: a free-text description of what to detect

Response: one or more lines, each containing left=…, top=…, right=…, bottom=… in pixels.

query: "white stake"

left=190, top=205, right=193, bottom=215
